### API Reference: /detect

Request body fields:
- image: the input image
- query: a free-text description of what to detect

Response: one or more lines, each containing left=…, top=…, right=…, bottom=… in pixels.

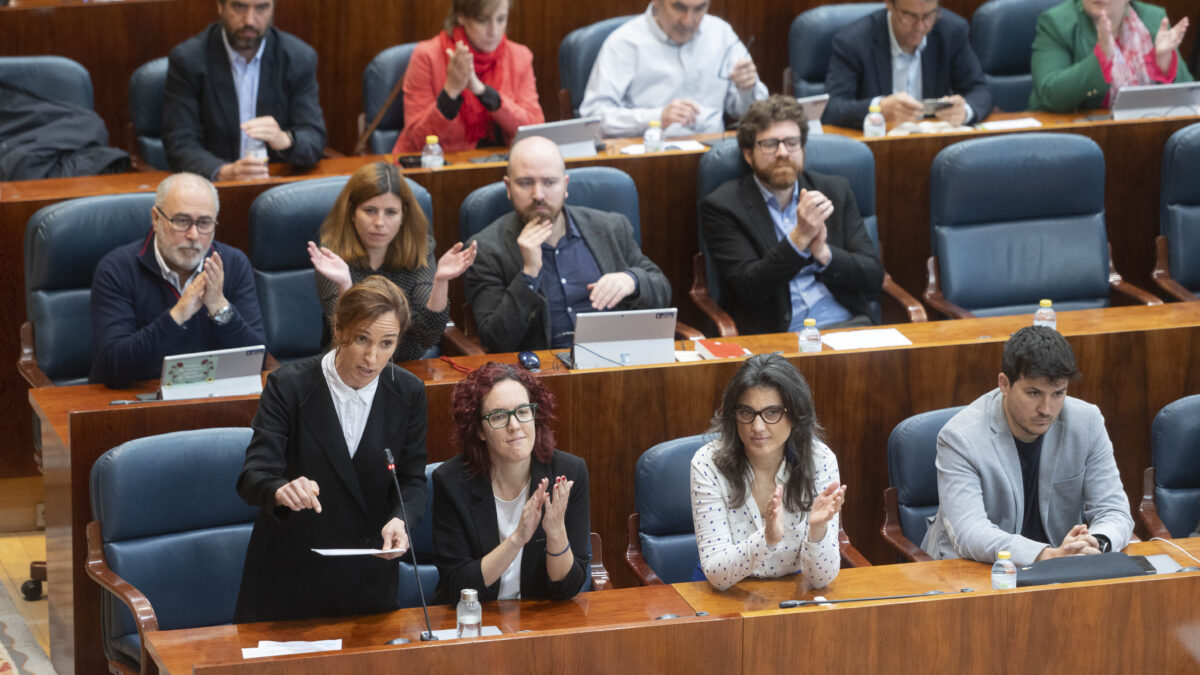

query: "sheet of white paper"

left=428, top=626, right=503, bottom=640
left=311, top=548, right=405, bottom=556
left=675, top=350, right=704, bottom=362
left=978, top=118, right=1042, bottom=131
left=820, top=328, right=912, bottom=351
left=620, top=140, right=708, bottom=155
left=242, top=639, right=342, bottom=659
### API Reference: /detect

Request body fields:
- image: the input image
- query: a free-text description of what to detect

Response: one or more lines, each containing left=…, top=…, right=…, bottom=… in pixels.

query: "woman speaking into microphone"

left=234, top=276, right=428, bottom=622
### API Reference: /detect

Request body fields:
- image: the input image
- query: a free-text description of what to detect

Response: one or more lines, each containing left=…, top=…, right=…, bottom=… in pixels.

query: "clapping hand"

left=434, top=241, right=478, bottom=282
left=308, top=241, right=353, bottom=293
left=1154, top=16, right=1189, bottom=73
left=807, top=481, right=846, bottom=543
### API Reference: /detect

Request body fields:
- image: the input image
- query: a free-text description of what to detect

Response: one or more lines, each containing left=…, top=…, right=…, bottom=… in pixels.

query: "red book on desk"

left=694, top=339, right=750, bottom=360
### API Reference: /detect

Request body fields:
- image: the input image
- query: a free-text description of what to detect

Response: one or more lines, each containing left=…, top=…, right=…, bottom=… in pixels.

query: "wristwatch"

left=209, top=303, right=233, bottom=325
left=1094, top=534, right=1112, bottom=553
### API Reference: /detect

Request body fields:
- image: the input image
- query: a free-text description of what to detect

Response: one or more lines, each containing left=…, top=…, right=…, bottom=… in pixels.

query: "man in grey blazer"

left=922, top=326, right=1133, bottom=565
left=465, top=136, right=672, bottom=353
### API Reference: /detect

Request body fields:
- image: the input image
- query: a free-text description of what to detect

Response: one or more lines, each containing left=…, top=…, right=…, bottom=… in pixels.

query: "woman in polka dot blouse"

left=690, top=354, right=847, bottom=591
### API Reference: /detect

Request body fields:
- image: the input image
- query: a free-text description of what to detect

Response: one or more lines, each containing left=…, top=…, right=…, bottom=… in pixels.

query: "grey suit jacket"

left=921, top=388, right=1133, bottom=566
left=464, top=205, right=672, bottom=353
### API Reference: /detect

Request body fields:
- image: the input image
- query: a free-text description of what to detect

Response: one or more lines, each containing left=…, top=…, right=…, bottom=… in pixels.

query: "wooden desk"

left=6, top=111, right=1199, bottom=480
left=677, top=539, right=1200, bottom=673
left=34, top=303, right=1200, bottom=674
left=142, top=584, right=737, bottom=675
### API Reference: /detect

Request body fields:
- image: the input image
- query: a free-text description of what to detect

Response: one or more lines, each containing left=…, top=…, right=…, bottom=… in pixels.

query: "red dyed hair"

left=449, top=362, right=557, bottom=478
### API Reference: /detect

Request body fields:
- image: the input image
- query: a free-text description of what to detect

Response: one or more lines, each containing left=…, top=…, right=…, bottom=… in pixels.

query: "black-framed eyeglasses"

left=734, top=405, right=787, bottom=425
left=894, top=6, right=941, bottom=27
left=755, top=137, right=802, bottom=153
left=482, top=402, right=538, bottom=429
left=155, top=205, right=217, bottom=234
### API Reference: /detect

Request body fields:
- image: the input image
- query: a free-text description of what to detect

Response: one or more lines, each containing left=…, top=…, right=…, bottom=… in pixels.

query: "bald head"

left=505, top=136, right=569, bottom=228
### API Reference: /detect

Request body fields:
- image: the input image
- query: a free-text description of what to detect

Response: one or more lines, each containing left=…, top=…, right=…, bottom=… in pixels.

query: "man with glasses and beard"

left=701, top=95, right=884, bottom=336
left=90, top=173, right=265, bottom=388
left=163, top=0, right=326, bottom=181
left=823, top=0, right=992, bottom=129
left=464, top=136, right=672, bottom=353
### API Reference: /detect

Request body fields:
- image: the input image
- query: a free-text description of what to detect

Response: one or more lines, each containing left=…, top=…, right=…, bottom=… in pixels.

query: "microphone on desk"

left=778, top=589, right=949, bottom=609
left=384, top=448, right=437, bottom=643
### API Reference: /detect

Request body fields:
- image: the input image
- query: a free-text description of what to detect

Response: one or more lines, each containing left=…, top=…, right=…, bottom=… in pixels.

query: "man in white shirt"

left=580, top=1, right=768, bottom=138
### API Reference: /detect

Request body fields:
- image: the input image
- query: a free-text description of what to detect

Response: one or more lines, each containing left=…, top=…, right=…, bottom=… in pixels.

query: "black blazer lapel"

left=469, top=474, right=502, bottom=556
left=205, top=25, right=242, bottom=160
left=737, top=174, right=780, bottom=253
left=298, top=372, right=369, bottom=515
left=921, top=27, right=942, bottom=99
left=870, top=14, right=893, bottom=97
left=256, top=27, right=282, bottom=121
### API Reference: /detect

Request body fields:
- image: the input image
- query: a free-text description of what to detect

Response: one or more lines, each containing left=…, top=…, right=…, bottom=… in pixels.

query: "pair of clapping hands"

left=762, top=481, right=848, bottom=548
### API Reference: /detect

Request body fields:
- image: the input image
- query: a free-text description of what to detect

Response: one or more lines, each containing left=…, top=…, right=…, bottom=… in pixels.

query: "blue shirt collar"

left=751, top=174, right=799, bottom=211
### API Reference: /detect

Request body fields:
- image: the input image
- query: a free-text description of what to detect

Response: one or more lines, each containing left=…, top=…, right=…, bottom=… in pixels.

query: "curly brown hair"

left=449, top=362, right=556, bottom=479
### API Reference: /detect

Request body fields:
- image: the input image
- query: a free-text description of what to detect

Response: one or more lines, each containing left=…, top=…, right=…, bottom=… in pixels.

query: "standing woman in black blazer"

left=432, top=362, right=590, bottom=603
left=234, top=276, right=428, bottom=622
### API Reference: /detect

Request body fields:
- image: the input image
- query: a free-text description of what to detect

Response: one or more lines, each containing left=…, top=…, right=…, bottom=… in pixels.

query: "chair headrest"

left=1152, top=395, right=1200, bottom=489
left=91, top=428, right=259, bottom=542
left=969, top=0, right=1060, bottom=74
left=363, top=44, right=416, bottom=131
left=887, top=407, right=965, bottom=505
left=559, top=15, right=637, bottom=115
left=129, top=57, right=168, bottom=136
left=636, top=434, right=707, bottom=535
left=0, top=55, right=94, bottom=109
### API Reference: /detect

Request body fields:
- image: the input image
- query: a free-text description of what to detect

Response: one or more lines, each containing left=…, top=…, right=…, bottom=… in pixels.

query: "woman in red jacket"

left=394, top=0, right=544, bottom=154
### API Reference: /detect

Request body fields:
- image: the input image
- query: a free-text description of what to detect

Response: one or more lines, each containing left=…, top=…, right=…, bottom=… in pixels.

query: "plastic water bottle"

left=420, top=135, right=444, bottom=168
left=862, top=103, right=886, bottom=138
left=1033, top=299, right=1057, bottom=330
left=798, top=318, right=822, bottom=353
left=643, top=119, right=664, bottom=153
left=991, top=550, right=1017, bottom=590
left=456, top=588, right=481, bottom=638
left=243, top=138, right=268, bottom=162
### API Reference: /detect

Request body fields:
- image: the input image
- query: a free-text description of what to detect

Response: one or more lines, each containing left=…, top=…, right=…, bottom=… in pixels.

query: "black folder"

left=1016, top=552, right=1152, bottom=587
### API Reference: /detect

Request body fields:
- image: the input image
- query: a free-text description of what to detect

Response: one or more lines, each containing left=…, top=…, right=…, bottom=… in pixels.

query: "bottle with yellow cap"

left=798, top=317, right=822, bottom=353
left=863, top=103, right=886, bottom=138
left=1033, top=299, right=1056, bottom=330
left=643, top=119, right=664, bottom=153
left=420, top=135, right=444, bottom=168
left=991, top=550, right=1017, bottom=589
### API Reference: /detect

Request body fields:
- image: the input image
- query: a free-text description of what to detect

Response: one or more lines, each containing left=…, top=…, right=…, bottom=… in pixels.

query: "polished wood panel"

left=34, top=304, right=1200, bottom=674
left=143, top=585, right=735, bottom=675
left=6, top=112, right=1198, bottom=479
left=3, top=0, right=1195, bottom=154
left=679, top=539, right=1200, bottom=674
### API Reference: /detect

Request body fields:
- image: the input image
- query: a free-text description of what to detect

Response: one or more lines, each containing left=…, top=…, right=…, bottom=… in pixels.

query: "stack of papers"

left=243, top=639, right=342, bottom=659
left=620, top=140, right=708, bottom=154
left=820, top=328, right=912, bottom=351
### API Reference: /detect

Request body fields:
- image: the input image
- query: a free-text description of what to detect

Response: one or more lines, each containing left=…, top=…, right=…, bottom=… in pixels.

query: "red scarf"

left=438, top=26, right=510, bottom=145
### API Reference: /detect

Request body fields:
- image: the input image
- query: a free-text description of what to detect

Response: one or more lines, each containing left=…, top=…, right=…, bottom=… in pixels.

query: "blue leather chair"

left=359, top=44, right=417, bottom=155
left=21, top=193, right=156, bottom=387
left=1154, top=122, right=1200, bottom=301
left=881, top=406, right=964, bottom=562
left=128, top=57, right=170, bottom=171
left=0, top=55, right=94, bottom=110
left=557, top=15, right=636, bottom=118
left=625, top=435, right=706, bottom=585
left=458, top=165, right=641, bottom=244
left=787, top=3, right=883, bottom=96
left=969, top=0, right=1059, bottom=112
left=85, top=428, right=258, bottom=673
left=924, top=133, right=1161, bottom=318
left=692, top=135, right=925, bottom=336
left=397, top=462, right=441, bottom=609
left=247, top=175, right=434, bottom=361
left=1139, top=395, right=1200, bottom=539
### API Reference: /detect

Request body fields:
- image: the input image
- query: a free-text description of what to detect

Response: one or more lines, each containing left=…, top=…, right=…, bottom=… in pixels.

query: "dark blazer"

left=163, top=23, right=326, bottom=178
left=234, top=355, right=428, bottom=623
left=824, top=9, right=993, bottom=128
left=431, top=450, right=590, bottom=604
left=464, top=205, right=672, bottom=352
left=701, top=171, right=884, bottom=335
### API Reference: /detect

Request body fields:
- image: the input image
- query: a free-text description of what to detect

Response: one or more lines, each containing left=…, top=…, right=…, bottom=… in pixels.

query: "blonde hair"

left=318, top=162, right=429, bottom=270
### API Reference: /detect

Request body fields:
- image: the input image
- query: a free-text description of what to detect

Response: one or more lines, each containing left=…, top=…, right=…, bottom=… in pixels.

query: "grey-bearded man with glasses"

left=700, top=95, right=884, bottom=336
left=90, top=173, right=265, bottom=388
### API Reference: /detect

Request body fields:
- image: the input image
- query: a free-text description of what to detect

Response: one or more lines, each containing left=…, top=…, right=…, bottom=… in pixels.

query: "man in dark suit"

left=823, top=0, right=992, bottom=129
left=163, top=0, right=326, bottom=181
left=465, top=136, right=672, bottom=353
left=701, top=95, right=884, bottom=336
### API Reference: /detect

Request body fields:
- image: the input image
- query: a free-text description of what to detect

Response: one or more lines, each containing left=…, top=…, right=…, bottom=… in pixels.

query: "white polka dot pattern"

left=689, top=440, right=841, bottom=591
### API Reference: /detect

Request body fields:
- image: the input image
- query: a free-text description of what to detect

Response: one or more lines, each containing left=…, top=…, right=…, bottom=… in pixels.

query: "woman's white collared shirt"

left=690, top=440, right=841, bottom=591
left=320, top=350, right=379, bottom=458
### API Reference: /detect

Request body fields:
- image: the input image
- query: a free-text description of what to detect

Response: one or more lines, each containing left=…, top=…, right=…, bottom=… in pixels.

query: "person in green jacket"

left=1029, top=0, right=1191, bottom=112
